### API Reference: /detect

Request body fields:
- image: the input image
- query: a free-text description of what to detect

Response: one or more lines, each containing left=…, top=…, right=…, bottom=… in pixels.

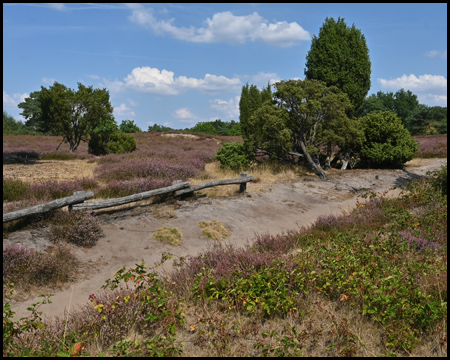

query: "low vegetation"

left=2, top=133, right=447, bottom=357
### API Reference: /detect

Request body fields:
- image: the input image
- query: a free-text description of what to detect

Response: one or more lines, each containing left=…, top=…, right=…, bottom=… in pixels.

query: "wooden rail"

left=174, top=172, right=253, bottom=197
left=3, top=191, right=94, bottom=223
left=3, top=173, right=254, bottom=222
left=71, top=181, right=190, bottom=210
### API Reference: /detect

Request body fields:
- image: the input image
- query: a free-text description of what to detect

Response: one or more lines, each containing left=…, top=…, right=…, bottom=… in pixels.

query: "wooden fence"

left=3, top=173, right=253, bottom=223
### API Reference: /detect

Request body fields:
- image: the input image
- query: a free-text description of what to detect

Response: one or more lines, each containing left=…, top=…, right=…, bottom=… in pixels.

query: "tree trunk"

left=299, top=140, right=328, bottom=180
left=324, top=142, right=332, bottom=170
left=340, top=151, right=351, bottom=171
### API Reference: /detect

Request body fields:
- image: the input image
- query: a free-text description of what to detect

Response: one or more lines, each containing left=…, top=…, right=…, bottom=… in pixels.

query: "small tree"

left=39, top=82, right=115, bottom=152
left=119, top=119, right=142, bottom=133
left=246, top=79, right=359, bottom=179
left=359, top=111, right=417, bottom=168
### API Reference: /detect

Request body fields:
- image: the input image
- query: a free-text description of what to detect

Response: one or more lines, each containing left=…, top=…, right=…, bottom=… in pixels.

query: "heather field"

left=3, top=133, right=448, bottom=357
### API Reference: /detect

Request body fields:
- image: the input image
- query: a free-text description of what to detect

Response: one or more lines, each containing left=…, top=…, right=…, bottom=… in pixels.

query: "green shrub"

left=88, top=131, right=136, bottom=155
left=428, top=164, right=447, bottom=195
left=214, top=141, right=252, bottom=171
left=106, top=132, right=137, bottom=154
left=360, top=111, right=418, bottom=168
left=3, top=178, right=30, bottom=202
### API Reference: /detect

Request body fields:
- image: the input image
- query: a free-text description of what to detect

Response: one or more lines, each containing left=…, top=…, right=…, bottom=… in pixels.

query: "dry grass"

left=198, top=220, right=230, bottom=241
left=152, top=227, right=182, bottom=246
left=189, top=161, right=312, bottom=197
left=152, top=205, right=177, bottom=220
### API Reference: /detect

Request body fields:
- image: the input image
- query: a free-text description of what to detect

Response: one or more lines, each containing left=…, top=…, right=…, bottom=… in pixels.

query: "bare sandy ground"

left=5, top=158, right=446, bottom=321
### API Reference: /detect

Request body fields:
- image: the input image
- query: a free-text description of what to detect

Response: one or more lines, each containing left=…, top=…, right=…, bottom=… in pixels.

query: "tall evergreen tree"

left=239, top=83, right=250, bottom=138
left=305, top=17, right=371, bottom=112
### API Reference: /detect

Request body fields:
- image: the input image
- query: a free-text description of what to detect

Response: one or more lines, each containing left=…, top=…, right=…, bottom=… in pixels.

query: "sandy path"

left=5, top=158, right=446, bottom=321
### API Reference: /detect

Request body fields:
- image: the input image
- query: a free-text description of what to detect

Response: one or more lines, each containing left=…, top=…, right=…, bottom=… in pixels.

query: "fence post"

left=239, top=172, right=248, bottom=193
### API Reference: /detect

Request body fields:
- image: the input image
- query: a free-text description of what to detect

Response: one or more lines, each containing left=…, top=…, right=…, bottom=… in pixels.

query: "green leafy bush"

left=89, top=131, right=136, bottom=155
left=106, top=132, right=137, bottom=154
left=214, top=141, right=252, bottom=171
left=360, top=111, right=418, bottom=168
left=428, top=164, right=447, bottom=195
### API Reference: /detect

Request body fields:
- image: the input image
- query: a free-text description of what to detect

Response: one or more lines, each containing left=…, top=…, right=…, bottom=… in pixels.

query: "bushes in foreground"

left=3, top=167, right=447, bottom=356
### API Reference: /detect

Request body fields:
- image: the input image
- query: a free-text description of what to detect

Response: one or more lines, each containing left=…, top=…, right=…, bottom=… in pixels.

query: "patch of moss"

left=152, top=227, right=182, bottom=246
left=198, top=220, right=230, bottom=241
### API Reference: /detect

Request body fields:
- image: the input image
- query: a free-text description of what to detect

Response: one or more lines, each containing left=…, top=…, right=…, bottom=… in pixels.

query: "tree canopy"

left=246, top=79, right=360, bottom=179
left=304, top=17, right=371, bottom=113
left=39, top=82, right=115, bottom=152
left=119, top=119, right=142, bottom=133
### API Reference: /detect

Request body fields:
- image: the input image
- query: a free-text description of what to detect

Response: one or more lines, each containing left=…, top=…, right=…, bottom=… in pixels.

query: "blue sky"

left=3, top=3, right=447, bottom=131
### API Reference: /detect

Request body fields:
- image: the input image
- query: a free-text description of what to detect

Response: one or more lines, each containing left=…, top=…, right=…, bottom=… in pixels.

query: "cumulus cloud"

left=210, top=96, right=240, bottom=119
left=42, top=77, right=56, bottom=85
left=114, top=103, right=135, bottom=117
left=378, top=74, right=447, bottom=106
left=86, top=74, right=100, bottom=80
left=425, top=49, right=447, bottom=59
left=106, top=66, right=241, bottom=95
left=46, top=3, right=67, bottom=11
left=127, top=5, right=310, bottom=47
left=173, top=107, right=195, bottom=120
left=3, top=90, right=28, bottom=108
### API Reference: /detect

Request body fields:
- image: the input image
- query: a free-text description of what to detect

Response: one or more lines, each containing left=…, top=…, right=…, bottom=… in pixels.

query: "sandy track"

left=4, top=158, right=446, bottom=320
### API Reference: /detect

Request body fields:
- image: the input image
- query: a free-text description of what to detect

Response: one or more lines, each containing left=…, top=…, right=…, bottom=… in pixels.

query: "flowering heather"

left=49, top=209, right=103, bottom=247
left=399, top=231, right=439, bottom=251
left=97, top=178, right=172, bottom=198
left=3, top=244, right=79, bottom=287
left=28, top=180, right=84, bottom=200
left=414, top=134, right=447, bottom=158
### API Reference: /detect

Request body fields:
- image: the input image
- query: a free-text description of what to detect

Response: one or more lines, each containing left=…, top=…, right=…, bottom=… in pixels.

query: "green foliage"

left=359, top=111, right=418, bottom=168
left=3, top=178, right=30, bottom=202
left=239, top=83, right=265, bottom=138
left=305, top=17, right=371, bottom=112
left=147, top=123, right=174, bottom=132
left=105, top=132, right=137, bottom=154
left=405, top=104, right=447, bottom=135
left=119, top=119, right=142, bottom=133
left=38, top=81, right=115, bottom=152
left=88, top=118, right=136, bottom=156
left=213, top=141, right=252, bottom=171
left=356, top=89, right=421, bottom=129
left=428, top=164, right=447, bottom=195
left=190, top=121, right=217, bottom=135
left=191, top=260, right=301, bottom=318
left=17, top=90, right=55, bottom=134
left=247, top=79, right=358, bottom=179
left=3, top=111, right=41, bottom=135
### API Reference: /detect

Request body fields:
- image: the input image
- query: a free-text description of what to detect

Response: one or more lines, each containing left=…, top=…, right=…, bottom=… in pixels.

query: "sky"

left=3, top=3, right=447, bottom=131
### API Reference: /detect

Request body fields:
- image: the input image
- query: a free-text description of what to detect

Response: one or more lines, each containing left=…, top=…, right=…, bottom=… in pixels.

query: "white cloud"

left=114, top=103, right=135, bottom=117
left=247, top=72, right=280, bottom=87
left=3, top=90, right=28, bottom=108
left=106, top=66, right=241, bottom=95
left=425, top=49, right=447, bottom=59
left=378, top=74, right=446, bottom=93
left=46, top=3, right=67, bottom=11
left=42, top=77, right=56, bottom=85
left=378, top=74, right=447, bottom=106
left=86, top=74, right=100, bottom=80
left=173, top=108, right=195, bottom=121
left=127, top=5, right=310, bottom=47
left=210, top=96, right=240, bottom=119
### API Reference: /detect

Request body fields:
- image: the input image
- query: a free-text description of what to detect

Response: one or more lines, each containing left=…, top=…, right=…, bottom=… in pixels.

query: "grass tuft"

left=198, top=220, right=230, bottom=241
left=152, top=227, right=182, bottom=246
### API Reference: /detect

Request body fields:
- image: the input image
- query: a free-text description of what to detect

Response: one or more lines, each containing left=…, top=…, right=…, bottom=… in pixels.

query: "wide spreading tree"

left=246, top=79, right=362, bottom=179
left=38, top=82, right=115, bottom=152
left=304, top=17, right=371, bottom=113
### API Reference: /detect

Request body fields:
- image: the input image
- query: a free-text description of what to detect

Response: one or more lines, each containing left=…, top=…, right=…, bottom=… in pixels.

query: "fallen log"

left=3, top=191, right=94, bottom=223
left=174, top=175, right=254, bottom=197
left=72, top=181, right=190, bottom=210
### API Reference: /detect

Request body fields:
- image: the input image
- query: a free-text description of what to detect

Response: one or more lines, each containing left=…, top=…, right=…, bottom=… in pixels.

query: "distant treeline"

left=3, top=111, right=241, bottom=137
